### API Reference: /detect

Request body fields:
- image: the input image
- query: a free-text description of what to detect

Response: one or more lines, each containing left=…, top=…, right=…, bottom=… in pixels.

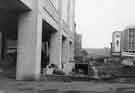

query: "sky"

left=75, top=0, right=135, bottom=48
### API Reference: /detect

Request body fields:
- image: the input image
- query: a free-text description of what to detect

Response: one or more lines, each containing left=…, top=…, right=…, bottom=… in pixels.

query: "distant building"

left=121, top=26, right=135, bottom=58
left=74, top=33, right=82, bottom=57
left=111, top=31, right=121, bottom=56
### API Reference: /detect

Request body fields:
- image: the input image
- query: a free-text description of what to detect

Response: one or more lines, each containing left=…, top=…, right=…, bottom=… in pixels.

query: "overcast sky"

left=75, top=0, right=135, bottom=48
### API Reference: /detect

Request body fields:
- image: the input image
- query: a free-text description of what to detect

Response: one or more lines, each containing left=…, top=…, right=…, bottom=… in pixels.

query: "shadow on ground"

left=2, top=88, right=135, bottom=93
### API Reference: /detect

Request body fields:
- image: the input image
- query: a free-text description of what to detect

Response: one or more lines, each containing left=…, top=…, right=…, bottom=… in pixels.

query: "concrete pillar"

left=49, top=31, right=62, bottom=70
left=62, top=39, right=75, bottom=74
left=62, top=39, right=70, bottom=65
left=69, top=41, right=74, bottom=60
left=16, top=10, right=42, bottom=80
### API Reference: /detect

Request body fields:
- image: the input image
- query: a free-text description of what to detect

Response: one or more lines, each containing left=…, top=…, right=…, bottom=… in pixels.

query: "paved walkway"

left=0, top=77, right=135, bottom=93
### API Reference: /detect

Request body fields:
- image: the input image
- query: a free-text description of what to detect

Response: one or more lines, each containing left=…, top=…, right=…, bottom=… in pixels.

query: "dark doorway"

left=75, top=63, right=88, bottom=75
left=0, top=11, right=18, bottom=79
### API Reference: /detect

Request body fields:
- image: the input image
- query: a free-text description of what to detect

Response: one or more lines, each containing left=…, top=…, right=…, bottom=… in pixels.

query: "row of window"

left=128, top=44, right=135, bottom=49
left=128, top=29, right=135, bottom=50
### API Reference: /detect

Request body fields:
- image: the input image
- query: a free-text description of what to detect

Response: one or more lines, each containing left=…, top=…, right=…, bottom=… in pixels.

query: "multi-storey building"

left=0, top=0, right=76, bottom=80
left=111, top=31, right=121, bottom=56
left=121, top=26, right=135, bottom=58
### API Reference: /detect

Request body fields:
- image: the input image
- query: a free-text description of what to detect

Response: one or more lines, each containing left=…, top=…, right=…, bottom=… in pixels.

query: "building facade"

left=121, top=26, right=135, bottom=57
left=0, top=0, right=76, bottom=80
left=111, top=31, right=121, bottom=56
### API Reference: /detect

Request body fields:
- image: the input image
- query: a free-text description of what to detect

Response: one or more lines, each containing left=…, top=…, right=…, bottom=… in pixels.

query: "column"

left=62, top=39, right=75, bottom=74
left=16, top=8, right=42, bottom=80
left=62, top=39, right=70, bottom=64
left=49, top=31, right=62, bottom=70
left=69, top=41, right=74, bottom=60
left=62, top=39, right=70, bottom=74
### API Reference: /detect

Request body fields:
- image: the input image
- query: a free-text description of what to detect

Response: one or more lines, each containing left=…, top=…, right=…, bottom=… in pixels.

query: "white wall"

left=61, top=0, right=68, bottom=22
